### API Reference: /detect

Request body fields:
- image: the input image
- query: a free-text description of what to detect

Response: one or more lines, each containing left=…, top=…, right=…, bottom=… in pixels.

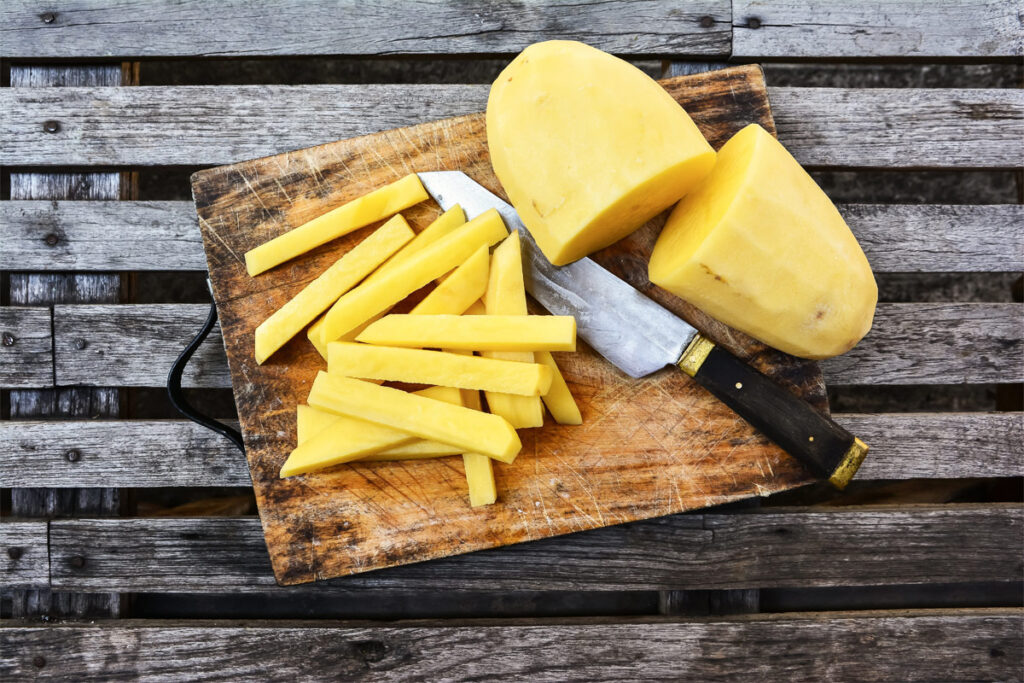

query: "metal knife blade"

left=418, top=171, right=698, bottom=378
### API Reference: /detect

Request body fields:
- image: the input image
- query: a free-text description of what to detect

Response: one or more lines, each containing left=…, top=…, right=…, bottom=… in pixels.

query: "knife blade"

left=417, top=171, right=868, bottom=488
left=418, top=171, right=698, bottom=379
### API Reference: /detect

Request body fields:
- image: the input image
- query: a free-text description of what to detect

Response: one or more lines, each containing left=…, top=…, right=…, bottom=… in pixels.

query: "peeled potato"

left=487, top=40, right=715, bottom=265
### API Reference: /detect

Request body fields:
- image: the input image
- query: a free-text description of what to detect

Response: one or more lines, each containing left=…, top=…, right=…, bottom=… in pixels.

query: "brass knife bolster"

left=678, top=334, right=715, bottom=377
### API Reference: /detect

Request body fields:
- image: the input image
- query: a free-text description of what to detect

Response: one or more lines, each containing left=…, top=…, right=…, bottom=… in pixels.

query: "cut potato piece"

left=649, top=124, right=877, bottom=359
left=536, top=351, right=582, bottom=425
left=245, top=174, right=427, bottom=276
left=307, top=314, right=329, bottom=360
left=255, top=215, right=414, bottom=364
left=465, top=300, right=487, bottom=315
left=296, top=387, right=463, bottom=464
left=328, top=342, right=553, bottom=396
left=410, top=244, right=490, bottom=316
left=357, top=314, right=576, bottom=352
left=481, top=232, right=544, bottom=429
left=322, top=209, right=508, bottom=342
left=463, top=453, right=497, bottom=507
left=281, top=411, right=416, bottom=478
left=308, top=372, right=521, bottom=462
left=362, top=205, right=466, bottom=286
left=487, top=41, right=715, bottom=265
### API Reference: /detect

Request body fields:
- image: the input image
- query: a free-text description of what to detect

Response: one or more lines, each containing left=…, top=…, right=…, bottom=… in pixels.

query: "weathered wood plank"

left=769, top=87, right=1024, bottom=168
left=0, top=308, right=52, bottom=388
left=50, top=303, right=1023, bottom=388
left=53, top=304, right=230, bottom=388
left=3, top=201, right=1019, bottom=273
left=41, top=506, right=1023, bottom=592
left=0, top=413, right=1018, bottom=488
left=0, top=201, right=206, bottom=271
left=733, top=0, right=1022, bottom=58
left=0, top=0, right=730, bottom=59
left=0, top=522, right=49, bottom=589
left=823, top=303, right=1023, bottom=385
left=2, top=611, right=1020, bottom=682
left=6, top=63, right=128, bottom=621
left=2, top=85, right=1020, bottom=168
left=840, top=204, right=1024, bottom=273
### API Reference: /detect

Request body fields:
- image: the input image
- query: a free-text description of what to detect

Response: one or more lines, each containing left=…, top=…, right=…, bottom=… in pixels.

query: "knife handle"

left=679, top=335, right=868, bottom=489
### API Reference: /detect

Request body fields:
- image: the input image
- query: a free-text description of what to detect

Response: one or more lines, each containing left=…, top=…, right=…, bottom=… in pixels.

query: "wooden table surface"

left=0, top=1, right=1021, bottom=680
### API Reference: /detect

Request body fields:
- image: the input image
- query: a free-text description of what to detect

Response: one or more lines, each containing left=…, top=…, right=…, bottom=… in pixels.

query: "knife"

left=418, top=171, right=868, bottom=489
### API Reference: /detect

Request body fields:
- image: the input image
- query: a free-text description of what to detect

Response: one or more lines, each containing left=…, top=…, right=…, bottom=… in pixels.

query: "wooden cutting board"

left=192, top=64, right=823, bottom=586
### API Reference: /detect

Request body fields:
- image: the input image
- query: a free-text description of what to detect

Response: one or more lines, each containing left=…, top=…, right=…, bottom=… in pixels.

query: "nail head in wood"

left=699, top=16, right=715, bottom=28
left=73, top=338, right=87, bottom=350
left=7, top=547, right=24, bottom=560
left=747, top=17, right=762, bottom=29
left=44, top=233, right=60, bottom=246
left=40, top=12, right=56, bottom=24
left=32, top=656, right=46, bottom=669
left=68, top=555, right=86, bottom=569
left=65, top=449, right=82, bottom=463
left=42, top=120, right=60, bottom=134
left=2, top=332, right=14, bottom=347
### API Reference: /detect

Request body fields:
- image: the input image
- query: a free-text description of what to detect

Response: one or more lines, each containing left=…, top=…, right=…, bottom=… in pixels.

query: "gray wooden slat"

left=733, top=0, right=1022, bottom=58
left=0, top=413, right=1018, bottom=488
left=0, top=201, right=206, bottom=271
left=840, top=204, right=1024, bottom=273
left=42, top=506, right=1023, bottom=592
left=50, top=303, right=1024, bottom=388
left=1, top=85, right=1021, bottom=168
left=823, top=303, right=1023, bottom=385
left=54, top=304, right=230, bottom=388
left=3, top=201, right=1020, bottom=273
left=0, top=522, right=49, bottom=589
left=0, top=308, right=52, bottom=388
left=768, top=87, right=1024, bottom=168
left=6, top=63, right=128, bottom=622
left=0, top=0, right=730, bottom=59
left=2, top=611, right=1020, bottom=681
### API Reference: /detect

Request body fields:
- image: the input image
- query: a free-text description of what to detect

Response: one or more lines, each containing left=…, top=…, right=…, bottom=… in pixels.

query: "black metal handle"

left=166, top=297, right=244, bottom=453
left=680, top=335, right=867, bottom=489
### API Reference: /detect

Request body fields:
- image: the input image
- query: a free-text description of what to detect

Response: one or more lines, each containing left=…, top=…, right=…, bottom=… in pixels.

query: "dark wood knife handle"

left=679, top=335, right=868, bottom=488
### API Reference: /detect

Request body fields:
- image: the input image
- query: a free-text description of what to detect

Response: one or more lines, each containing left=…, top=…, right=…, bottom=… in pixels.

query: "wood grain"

left=5, top=63, right=129, bottom=621
left=3, top=201, right=1019, bottom=273
left=822, top=303, right=1023, bottom=385
left=0, top=0, right=730, bottom=58
left=0, top=308, right=52, bottom=388
left=733, top=0, right=1022, bottom=58
left=3, top=84, right=1021, bottom=167
left=188, top=65, right=830, bottom=584
left=1, top=413, right=1019, bottom=488
left=46, top=302, right=1024, bottom=388
left=0, top=522, right=49, bottom=589
left=2, top=611, right=1020, bottom=682
left=22, top=505, right=1020, bottom=592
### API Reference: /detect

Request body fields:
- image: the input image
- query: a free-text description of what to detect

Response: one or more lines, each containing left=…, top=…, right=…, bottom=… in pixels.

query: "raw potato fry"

left=328, top=342, right=553, bottom=396
left=481, top=232, right=544, bottom=428
left=463, top=453, right=497, bottom=506
left=362, top=205, right=466, bottom=286
left=296, top=388, right=464, bottom=462
left=308, top=372, right=522, bottom=462
left=255, top=215, right=414, bottom=364
left=245, top=174, right=427, bottom=276
left=459, top=387, right=497, bottom=506
left=308, top=312, right=378, bottom=360
left=536, top=351, right=583, bottom=425
left=410, top=244, right=490, bottom=316
left=322, top=209, right=508, bottom=342
left=281, top=412, right=416, bottom=478
left=356, top=314, right=576, bottom=352
left=465, top=300, right=487, bottom=315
